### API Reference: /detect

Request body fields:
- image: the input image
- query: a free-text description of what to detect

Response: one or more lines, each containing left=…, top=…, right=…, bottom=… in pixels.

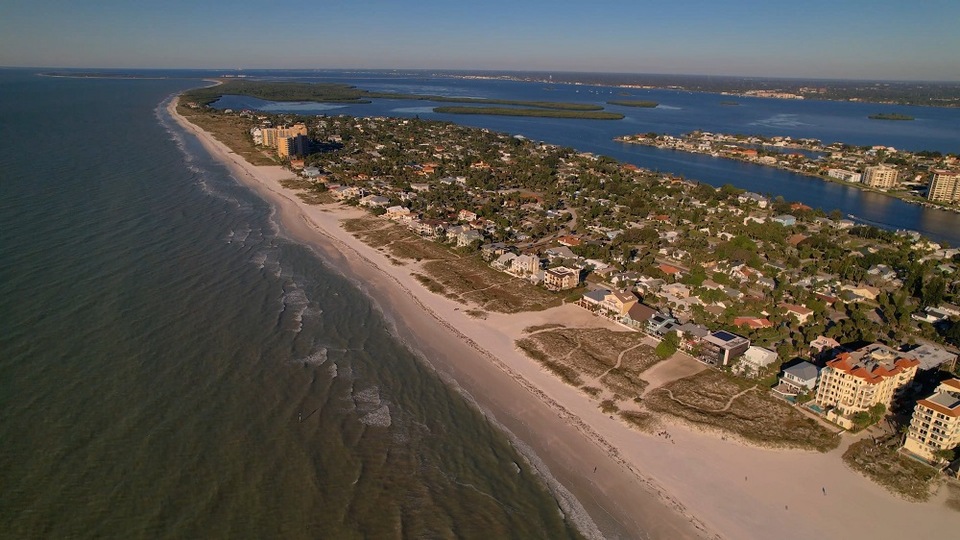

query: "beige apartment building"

left=543, top=266, right=580, bottom=291
left=902, top=378, right=960, bottom=462
left=861, top=165, right=899, bottom=189
left=261, top=123, right=308, bottom=149
left=927, top=170, right=960, bottom=203
left=815, top=343, right=920, bottom=429
left=277, top=134, right=310, bottom=158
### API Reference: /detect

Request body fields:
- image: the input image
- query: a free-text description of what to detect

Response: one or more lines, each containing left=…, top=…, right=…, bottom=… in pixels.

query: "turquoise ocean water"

left=0, top=71, right=582, bottom=539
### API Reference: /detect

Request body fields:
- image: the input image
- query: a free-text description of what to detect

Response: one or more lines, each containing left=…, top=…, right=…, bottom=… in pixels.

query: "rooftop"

left=826, top=343, right=920, bottom=384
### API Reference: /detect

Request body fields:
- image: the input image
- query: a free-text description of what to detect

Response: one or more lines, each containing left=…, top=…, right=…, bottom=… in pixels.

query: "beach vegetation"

left=619, top=410, right=659, bottom=432
left=516, top=327, right=661, bottom=400
left=182, top=80, right=613, bottom=114
left=644, top=371, right=840, bottom=451
left=176, top=101, right=276, bottom=165
left=850, top=403, right=887, bottom=432
left=842, top=439, right=938, bottom=501
left=654, top=331, right=679, bottom=359
left=600, top=399, right=619, bottom=414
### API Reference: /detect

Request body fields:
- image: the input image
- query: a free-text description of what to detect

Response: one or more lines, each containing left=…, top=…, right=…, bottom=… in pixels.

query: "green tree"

left=655, top=331, right=680, bottom=359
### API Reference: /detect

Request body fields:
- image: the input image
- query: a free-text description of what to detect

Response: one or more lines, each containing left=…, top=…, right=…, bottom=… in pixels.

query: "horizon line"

left=6, top=65, right=960, bottom=85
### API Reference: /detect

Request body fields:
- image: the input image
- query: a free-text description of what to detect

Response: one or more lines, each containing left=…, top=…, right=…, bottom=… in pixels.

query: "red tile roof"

left=826, top=353, right=920, bottom=384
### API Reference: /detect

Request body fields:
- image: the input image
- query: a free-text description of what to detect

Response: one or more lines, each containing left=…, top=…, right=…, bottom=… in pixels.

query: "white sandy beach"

left=169, top=97, right=958, bottom=540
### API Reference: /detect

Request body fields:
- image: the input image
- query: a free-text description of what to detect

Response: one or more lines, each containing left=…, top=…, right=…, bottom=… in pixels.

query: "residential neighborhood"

left=226, top=106, right=960, bottom=492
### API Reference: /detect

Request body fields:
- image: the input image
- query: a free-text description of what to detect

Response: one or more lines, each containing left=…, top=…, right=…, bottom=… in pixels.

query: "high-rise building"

left=928, top=170, right=960, bottom=203
left=815, top=343, right=919, bottom=429
left=861, top=165, right=899, bottom=189
left=261, top=123, right=308, bottom=150
left=902, top=378, right=960, bottom=462
left=277, top=134, right=310, bottom=158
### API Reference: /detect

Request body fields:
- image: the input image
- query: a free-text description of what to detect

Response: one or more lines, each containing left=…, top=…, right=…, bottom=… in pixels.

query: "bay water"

left=213, top=71, right=960, bottom=246
left=0, top=70, right=582, bottom=539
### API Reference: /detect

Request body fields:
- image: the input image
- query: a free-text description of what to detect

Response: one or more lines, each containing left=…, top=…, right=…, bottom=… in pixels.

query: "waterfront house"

left=624, top=302, right=657, bottom=330
left=647, top=313, right=678, bottom=336
left=492, top=252, right=518, bottom=271
left=699, top=331, right=750, bottom=367
left=772, top=361, right=820, bottom=398
left=456, top=229, right=483, bottom=247
left=735, top=346, right=779, bottom=377
left=772, top=214, right=797, bottom=227
left=359, top=194, right=390, bottom=208
left=578, top=288, right=637, bottom=318
left=511, top=254, right=541, bottom=275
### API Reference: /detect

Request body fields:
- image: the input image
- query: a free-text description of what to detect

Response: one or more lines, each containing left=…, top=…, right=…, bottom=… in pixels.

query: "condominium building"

left=927, top=170, right=960, bottom=204
left=826, top=168, right=861, bottom=183
left=277, top=134, right=310, bottom=158
left=902, top=378, right=960, bottom=462
left=543, top=266, right=580, bottom=291
left=261, top=123, right=308, bottom=149
left=861, top=165, right=899, bottom=189
left=815, top=343, right=920, bottom=429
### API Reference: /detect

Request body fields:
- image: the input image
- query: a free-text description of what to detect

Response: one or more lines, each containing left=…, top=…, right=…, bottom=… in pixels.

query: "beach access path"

left=168, top=97, right=958, bottom=540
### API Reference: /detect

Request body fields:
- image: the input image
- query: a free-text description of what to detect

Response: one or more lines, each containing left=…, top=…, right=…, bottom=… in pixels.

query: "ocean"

left=0, top=70, right=582, bottom=539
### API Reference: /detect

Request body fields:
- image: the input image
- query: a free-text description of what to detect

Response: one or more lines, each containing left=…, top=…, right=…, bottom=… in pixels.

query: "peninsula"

left=617, top=131, right=960, bottom=209
left=174, top=86, right=960, bottom=540
left=183, top=79, right=623, bottom=119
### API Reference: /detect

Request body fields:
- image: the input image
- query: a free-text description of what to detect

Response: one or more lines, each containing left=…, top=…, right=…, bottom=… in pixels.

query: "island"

left=607, top=100, right=659, bottom=108
left=182, top=79, right=623, bottom=119
left=174, top=84, right=960, bottom=540
left=869, top=113, right=915, bottom=121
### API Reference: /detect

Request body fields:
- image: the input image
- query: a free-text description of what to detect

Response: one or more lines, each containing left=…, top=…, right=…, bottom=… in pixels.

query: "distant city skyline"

left=2, top=0, right=959, bottom=81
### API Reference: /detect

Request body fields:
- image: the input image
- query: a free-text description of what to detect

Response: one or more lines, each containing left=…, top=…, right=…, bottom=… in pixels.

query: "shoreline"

left=614, top=136, right=957, bottom=214
left=167, top=95, right=958, bottom=539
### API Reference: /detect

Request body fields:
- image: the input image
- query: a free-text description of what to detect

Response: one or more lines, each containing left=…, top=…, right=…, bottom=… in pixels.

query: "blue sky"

left=2, top=0, right=958, bottom=80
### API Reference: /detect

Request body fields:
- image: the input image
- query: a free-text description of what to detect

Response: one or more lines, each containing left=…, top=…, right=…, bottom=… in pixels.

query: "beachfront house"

left=492, top=252, right=518, bottom=271
left=734, top=346, right=779, bottom=378
left=511, top=254, right=541, bottom=276
left=578, top=288, right=637, bottom=319
left=699, top=331, right=750, bottom=367
left=773, top=361, right=820, bottom=399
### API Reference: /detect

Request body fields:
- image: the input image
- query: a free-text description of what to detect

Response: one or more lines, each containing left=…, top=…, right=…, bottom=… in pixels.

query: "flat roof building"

left=928, top=170, right=960, bottom=204
left=699, top=331, right=750, bottom=367
left=862, top=165, right=899, bottom=189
